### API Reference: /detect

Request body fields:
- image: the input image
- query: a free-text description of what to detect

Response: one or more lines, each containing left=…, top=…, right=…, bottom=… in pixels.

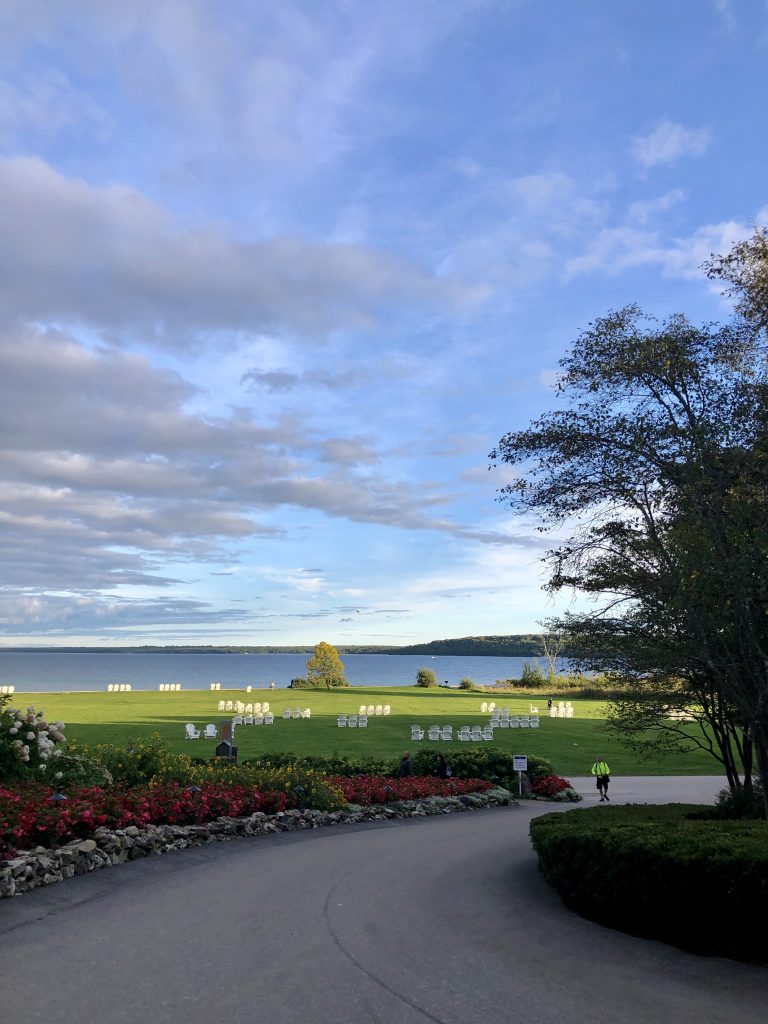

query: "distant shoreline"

left=0, top=636, right=546, bottom=657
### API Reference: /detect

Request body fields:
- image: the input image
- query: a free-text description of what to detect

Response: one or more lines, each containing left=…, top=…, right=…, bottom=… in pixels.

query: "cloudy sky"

left=0, top=0, right=766, bottom=646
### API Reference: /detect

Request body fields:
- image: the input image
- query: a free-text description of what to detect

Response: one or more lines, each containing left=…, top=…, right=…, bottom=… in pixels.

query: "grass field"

left=15, top=686, right=724, bottom=777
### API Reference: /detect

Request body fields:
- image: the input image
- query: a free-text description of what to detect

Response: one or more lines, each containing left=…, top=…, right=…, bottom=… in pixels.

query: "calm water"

left=0, top=651, right=543, bottom=693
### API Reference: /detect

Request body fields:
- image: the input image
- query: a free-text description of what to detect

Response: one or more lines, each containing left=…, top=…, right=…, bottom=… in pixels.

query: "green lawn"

left=21, top=687, right=724, bottom=776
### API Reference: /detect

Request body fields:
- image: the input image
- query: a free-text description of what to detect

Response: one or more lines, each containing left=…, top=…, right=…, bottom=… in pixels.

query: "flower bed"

left=329, top=775, right=492, bottom=805
left=0, top=782, right=312, bottom=856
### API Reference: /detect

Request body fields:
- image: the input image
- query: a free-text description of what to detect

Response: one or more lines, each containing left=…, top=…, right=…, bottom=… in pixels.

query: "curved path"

left=1, top=778, right=765, bottom=1024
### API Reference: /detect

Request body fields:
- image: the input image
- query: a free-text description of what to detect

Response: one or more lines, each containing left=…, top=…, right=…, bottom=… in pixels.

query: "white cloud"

left=631, top=119, right=713, bottom=168
left=0, top=157, right=478, bottom=345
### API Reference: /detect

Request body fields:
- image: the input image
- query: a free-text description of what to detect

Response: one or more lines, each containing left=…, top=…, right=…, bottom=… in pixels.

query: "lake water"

left=0, top=651, right=545, bottom=693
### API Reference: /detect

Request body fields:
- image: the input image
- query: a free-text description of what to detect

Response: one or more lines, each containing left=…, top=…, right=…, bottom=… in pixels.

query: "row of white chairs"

left=549, top=704, right=574, bottom=718
left=106, top=684, right=132, bottom=692
left=232, top=714, right=275, bottom=725
left=479, top=702, right=497, bottom=712
left=338, top=715, right=368, bottom=728
left=490, top=713, right=540, bottom=728
left=185, top=723, right=218, bottom=739
left=217, top=701, right=271, bottom=713
left=159, top=683, right=182, bottom=691
left=210, top=683, right=221, bottom=690
left=412, top=725, right=453, bottom=741
left=282, top=707, right=311, bottom=719
left=357, top=704, right=391, bottom=716
left=0, top=685, right=15, bottom=694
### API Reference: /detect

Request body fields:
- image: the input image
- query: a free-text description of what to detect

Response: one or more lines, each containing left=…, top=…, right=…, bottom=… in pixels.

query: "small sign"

left=513, top=755, right=528, bottom=772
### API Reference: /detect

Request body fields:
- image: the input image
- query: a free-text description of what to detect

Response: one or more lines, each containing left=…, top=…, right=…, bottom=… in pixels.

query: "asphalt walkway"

left=1, top=777, right=765, bottom=1024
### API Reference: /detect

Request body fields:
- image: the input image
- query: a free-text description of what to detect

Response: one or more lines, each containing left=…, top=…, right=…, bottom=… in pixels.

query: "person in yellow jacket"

left=591, top=756, right=611, bottom=801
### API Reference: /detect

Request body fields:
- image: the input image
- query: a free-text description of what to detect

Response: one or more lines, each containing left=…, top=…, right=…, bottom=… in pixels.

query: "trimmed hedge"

left=530, top=805, right=768, bottom=963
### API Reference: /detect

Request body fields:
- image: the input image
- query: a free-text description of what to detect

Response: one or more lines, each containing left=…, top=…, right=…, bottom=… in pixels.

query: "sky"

left=0, top=0, right=766, bottom=647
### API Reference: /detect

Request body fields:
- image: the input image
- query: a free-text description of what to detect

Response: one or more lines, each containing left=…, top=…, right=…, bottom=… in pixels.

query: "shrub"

left=458, top=677, right=476, bottom=690
left=416, top=668, right=438, bottom=688
left=691, top=783, right=767, bottom=820
left=411, top=747, right=553, bottom=788
left=530, top=774, right=578, bottom=800
left=0, top=704, right=67, bottom=784
left=530, top=805, right=768, bottom=963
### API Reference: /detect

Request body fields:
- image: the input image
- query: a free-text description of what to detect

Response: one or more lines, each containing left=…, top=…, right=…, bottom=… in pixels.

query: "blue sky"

left=0, top=0, right=766, bottom=645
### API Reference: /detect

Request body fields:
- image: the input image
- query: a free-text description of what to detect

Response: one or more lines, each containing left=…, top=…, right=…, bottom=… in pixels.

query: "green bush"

left=242, top=752, right=397, bottom=778
left=458, top=677, right=476, bottom=690
left=412, top=747, right=552, bottom=787
left=416, top=668, right=438, bottom=688
left=530, top=805, right=768, bottom=963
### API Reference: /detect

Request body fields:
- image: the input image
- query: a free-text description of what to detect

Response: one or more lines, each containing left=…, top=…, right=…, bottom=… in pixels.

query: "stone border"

left=1, top=787, right=515, bottom=898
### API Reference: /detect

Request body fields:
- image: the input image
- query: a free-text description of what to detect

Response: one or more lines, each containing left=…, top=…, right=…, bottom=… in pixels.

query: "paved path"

left=1, top=778, right=765, bottom=1024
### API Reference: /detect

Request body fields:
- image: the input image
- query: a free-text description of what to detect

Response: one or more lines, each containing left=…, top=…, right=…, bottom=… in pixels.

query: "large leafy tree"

left=490, top=305, right=768, bottom=808
left=306, top=641, right=349, bottom=688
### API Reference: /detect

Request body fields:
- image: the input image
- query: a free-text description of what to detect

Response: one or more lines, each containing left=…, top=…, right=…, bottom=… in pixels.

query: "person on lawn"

left=591, top=756, right=611, bottom=801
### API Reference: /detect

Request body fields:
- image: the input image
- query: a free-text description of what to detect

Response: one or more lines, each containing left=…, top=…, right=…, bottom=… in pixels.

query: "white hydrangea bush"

left=0, top=701, right=67, bottom=782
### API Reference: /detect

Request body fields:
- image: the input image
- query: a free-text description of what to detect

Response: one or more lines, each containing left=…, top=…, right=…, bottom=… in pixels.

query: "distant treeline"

left=3, top=630, right=548, bottom=655
left=386, top=635, right=545, bottom=656
left=2, top=636, right=547, bottom=656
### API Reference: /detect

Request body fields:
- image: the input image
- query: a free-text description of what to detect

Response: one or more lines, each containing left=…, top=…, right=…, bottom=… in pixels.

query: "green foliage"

left=458, top=677, right=476, bottom=690
left=416, top=668, right=438, bottom=688
left=530, top=805, right=768, bottom=963
left=689, top=783, right=767, bottom=821
left=520, top=661, right=547, bottom=686
left=306, top=641, right=349, bottom=687
left=411, top=747, right=552, bottom=787
left=242, top=752, right=397, bottom=777
left=69, top=733, right=179, bottom=788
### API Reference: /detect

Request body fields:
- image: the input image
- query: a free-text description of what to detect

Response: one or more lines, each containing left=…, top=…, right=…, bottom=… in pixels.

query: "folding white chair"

left=480, top=701, right=488, bottom=713
left=487, top=702, right=496, bottom=712
left=358, top=716, right=368, bottom=728
left=366, top=705, right=375, bottom=716
left=529, top=704, right=539, bottom=714
left=185, top=723, right=200, bottom=740
left=359, top=705, right=367, bottom=715
left=348, top=715, right=358, bottom=728
left=253, top=703, right=262, bottom=714
left=263, top=713, right=274, bottom=725
left=375, top=705, right=384, bottom=716
left=261, top=703, right=270, bottom=713
left=242, top=715, right=254, bottom=725
left=217, top=701, right=225, bottom=711
left=253, top=714, right=264, bottom=725
left=302, top=708, right=311, bottom=719
left=428, top=725, right=441, bottom=741
left=498, top=717, right=510, bottom=728
left=519, top=715, right=530, bottom=728
left=337, top=715, right=347, bottom=727
left=232, top=715, right=243, bottom=726
left=292, top=707, right=301, bottom=719
left=530, top=716, right=540, bottom=729
left=383, top=705, right=391, bottom=715
left=204, top=724, right=217, bottom=739
left=482, top=727, right=494, bottom=741
left=566, top=706, right=574, bottom=718
left=441, top=726, right=453, bottom=741
left=458, top=727, right=471, bottom=742
left=245, top=703, right=253, bottom=714
left=509, top=716, right=520, bottom=728
left=107, top=684, right=114, bottom=692
left=225, top=701, right=234, bottom=711
left=410, top=725, right=424, bottom=740
left=282, top=707, right=291, bottom=719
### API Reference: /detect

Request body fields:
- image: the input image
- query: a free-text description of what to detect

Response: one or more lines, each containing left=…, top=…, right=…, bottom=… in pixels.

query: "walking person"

left=436, top=752, right=449, bottom=779
left=398, top=751, right=413, bottom=778
left=591, top=755, right=611, bottom=801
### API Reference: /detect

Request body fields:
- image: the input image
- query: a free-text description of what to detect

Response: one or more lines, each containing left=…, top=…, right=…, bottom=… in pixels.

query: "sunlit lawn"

left=21, top=686, right=723, bottom=776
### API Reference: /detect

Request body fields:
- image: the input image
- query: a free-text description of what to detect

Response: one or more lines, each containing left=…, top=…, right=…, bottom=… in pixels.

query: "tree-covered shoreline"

left=0, top=636, right=546, bottom=657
